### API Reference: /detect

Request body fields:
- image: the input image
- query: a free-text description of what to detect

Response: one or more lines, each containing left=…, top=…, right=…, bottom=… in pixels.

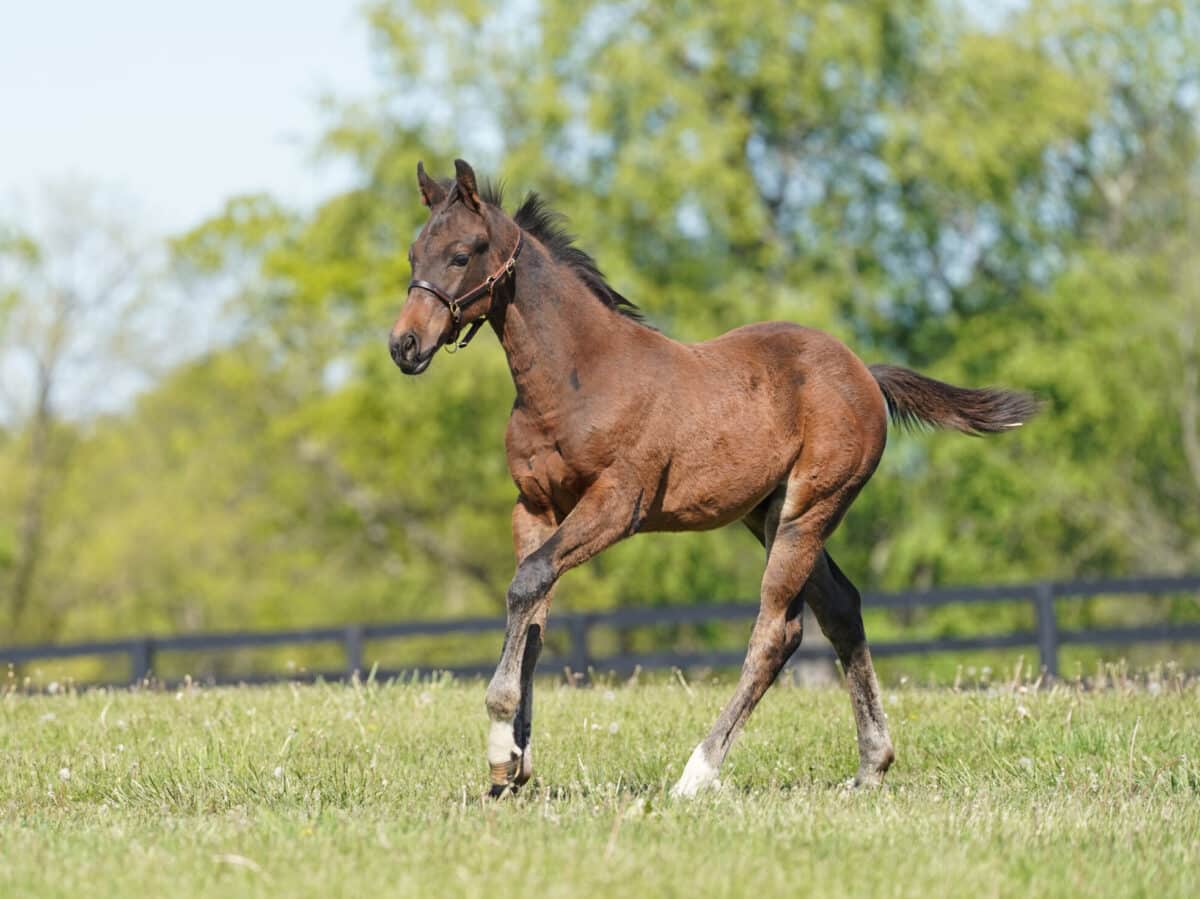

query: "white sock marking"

left=671, top=744, right=719, bottom=797
left=487, top=719, right=518, bottom=766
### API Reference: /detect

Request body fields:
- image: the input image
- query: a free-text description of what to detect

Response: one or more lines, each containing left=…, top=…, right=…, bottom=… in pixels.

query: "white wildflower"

left=58, top=767, right=71, bottom=781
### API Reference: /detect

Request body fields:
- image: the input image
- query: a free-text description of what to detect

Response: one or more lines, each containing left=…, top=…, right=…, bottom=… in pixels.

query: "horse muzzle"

left=389, top=330, right=435, bottom=375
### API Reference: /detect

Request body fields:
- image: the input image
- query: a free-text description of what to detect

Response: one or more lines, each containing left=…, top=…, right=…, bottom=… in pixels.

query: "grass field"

left=3, top=670, right=1199, bottom=898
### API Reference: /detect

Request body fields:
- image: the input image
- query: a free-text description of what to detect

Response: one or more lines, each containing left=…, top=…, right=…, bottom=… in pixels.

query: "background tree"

left=2, top=1, right=1196, bottom=675
left=0, top=184, right=158, bottom=639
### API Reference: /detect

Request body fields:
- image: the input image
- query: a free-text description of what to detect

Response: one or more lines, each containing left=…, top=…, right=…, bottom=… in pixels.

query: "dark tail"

left=869, top=364, right=1040, bottom=436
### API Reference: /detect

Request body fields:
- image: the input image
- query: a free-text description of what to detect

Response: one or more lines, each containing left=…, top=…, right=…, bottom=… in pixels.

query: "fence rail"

left=3, top=575, right=1199, bottom=686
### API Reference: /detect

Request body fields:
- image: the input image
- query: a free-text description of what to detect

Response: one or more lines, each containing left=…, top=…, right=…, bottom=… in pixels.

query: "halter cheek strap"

left=408, top=232, right=524, bottom=352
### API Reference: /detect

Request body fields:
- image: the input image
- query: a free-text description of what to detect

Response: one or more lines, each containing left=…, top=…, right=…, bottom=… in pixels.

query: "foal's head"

left=388, top=159, right=517, bottom=375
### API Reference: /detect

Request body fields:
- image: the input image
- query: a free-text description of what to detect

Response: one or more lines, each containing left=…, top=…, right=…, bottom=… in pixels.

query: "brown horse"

left=389, top=159, right=1038, bottom=797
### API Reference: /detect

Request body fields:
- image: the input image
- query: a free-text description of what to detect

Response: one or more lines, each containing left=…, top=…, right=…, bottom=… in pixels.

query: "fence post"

left=566, top=616, right=591, bottom=684
left=130, top=639, right=154, bottom=684
left=1033, top=582, right=1059, bottom=679
left=344, top=625, right=364, bottom=679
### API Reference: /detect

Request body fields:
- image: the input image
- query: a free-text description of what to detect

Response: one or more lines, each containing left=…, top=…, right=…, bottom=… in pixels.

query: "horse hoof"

left=513, top=748, right=533, bottom=787
left=846, top=769, right=886, bottom=791
left=489, top=759, right=519, bottom=798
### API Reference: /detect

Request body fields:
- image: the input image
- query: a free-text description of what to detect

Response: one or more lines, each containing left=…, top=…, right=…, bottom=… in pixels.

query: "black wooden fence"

left=3, top=574, right=1199, bottom=686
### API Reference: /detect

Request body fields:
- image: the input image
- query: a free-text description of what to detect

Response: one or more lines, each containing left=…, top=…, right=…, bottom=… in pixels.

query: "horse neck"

left=492, top=234, right=626, bottom=414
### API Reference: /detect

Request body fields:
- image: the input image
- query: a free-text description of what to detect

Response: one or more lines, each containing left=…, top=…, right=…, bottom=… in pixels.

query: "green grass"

left=3, top=672, right=1199, bottom=898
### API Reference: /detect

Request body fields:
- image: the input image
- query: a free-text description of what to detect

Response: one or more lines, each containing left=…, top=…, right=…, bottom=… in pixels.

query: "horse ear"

left=417, top=161, right=446, bottom=208
left=454, top=158, right=482, bottom=212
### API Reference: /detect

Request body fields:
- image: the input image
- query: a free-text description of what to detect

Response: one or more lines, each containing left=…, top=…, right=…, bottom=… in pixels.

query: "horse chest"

left=506, top=422, right=584, bottom=514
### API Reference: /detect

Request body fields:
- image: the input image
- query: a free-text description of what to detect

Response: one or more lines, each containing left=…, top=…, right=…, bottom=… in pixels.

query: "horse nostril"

left=390, top=331, right=420, bottom=367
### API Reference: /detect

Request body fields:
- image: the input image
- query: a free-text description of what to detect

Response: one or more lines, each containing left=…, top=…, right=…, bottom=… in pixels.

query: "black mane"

left=478, top=182, right=648, bottom=325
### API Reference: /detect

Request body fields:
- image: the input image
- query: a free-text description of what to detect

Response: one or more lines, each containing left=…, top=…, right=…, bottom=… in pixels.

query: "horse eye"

left=451, top=253, right=469, bottom=267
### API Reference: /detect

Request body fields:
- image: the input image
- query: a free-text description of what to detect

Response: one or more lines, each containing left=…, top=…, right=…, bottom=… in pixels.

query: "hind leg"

left=805, top=551, right=894, bottom=787
left=672, top=473, right=859, bottom=797
left=671, top=537, right=806, bottom=795
left=743, top=494, right=892, bottom=786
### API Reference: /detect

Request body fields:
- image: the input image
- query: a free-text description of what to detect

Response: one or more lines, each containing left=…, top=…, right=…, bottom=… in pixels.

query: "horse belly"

left=644, top=425, right=795, bottom=532
left=640, top=338, right=807, bottom=530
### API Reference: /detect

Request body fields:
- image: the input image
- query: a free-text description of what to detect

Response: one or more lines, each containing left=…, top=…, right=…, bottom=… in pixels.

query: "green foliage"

left=1, top=0, right=1197, bottom=657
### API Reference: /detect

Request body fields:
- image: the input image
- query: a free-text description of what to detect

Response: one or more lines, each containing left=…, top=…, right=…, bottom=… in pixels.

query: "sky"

left=0, top=0, right=378, bottom=234
left=0, top=2, right=382, bottom=421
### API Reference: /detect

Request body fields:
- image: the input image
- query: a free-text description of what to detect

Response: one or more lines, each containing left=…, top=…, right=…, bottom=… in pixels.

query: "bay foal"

left=389, top=160, right=1037, bottom=797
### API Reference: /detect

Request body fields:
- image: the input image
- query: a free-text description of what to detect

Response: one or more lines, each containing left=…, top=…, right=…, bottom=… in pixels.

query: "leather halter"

left=407, top=232, right=524, bottom=352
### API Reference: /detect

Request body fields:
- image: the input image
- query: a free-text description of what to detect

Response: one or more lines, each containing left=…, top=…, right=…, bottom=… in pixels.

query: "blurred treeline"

left=1, top=0, right=1197, bottom=654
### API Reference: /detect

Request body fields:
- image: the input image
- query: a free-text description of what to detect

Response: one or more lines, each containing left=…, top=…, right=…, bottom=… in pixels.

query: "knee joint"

left=508, top=552, right=555, bottom=610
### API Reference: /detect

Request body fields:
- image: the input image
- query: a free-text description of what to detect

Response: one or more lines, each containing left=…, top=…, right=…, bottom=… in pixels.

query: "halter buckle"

left=442, top=299, right=464, bottom=354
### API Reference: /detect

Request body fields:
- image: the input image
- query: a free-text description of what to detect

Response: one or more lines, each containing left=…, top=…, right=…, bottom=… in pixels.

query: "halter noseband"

left=407, top=231, right=524, bottom=352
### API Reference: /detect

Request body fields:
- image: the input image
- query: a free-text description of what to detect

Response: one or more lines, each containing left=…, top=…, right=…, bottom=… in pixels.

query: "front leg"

left=487, top=499, right=556, bottom=795
left=485, top=472, right=643, bottom=795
